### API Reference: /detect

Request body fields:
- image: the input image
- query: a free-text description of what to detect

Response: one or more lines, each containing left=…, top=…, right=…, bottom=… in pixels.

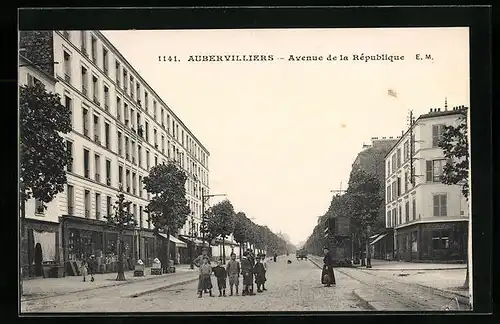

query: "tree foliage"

left=142, top=162, right=190, bottom=233
left=233, top=212, right=249, bottom=245
left=438, top=111, right=469, bottom=200
left=208, top=199, right=235, bottom=240
left=20, top=83, right=72, bottom=205
left=346, top=167, right=384, bottom=237
left=143, top=162, right=190, bottom=264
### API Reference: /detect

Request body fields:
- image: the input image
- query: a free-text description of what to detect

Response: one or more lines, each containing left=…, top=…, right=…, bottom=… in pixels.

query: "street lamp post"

left=366, top=225, right=372, bottom=268
left=189, top=214, right=195, bottom=269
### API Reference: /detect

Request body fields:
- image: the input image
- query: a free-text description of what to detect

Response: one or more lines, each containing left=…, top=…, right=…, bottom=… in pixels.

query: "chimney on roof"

left=437, top=108, right=441, bottom=112
left=382, top=137, right=386, bottom=139
left=444, top=97, right=448, bottom=111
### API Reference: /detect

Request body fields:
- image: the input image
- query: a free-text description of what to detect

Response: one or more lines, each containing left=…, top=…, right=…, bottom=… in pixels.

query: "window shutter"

left=432, top=125, right=439, bottom=147
left=426, top=161, right=433, bottom=181
left=433, top=195, right=440, bottom=216
left=440, top=195, right=447, bottom=216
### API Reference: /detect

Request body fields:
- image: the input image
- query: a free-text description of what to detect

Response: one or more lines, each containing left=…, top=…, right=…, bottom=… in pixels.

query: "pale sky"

left=102, top=27, right=469, bottom=246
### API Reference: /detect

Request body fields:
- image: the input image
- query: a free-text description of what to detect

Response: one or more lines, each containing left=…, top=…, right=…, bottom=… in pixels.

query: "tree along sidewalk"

left=21, top=271, right=201, bottom=313
left=22, top=265, right=195, bottom=300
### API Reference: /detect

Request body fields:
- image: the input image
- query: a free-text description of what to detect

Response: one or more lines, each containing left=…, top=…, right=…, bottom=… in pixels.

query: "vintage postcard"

left=19, top=24, right=473, bottom=313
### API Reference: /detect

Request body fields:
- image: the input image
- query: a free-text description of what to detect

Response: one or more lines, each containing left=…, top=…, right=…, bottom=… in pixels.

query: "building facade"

left=385, top=106, right=469, bottom=262
left=20, top=30, right=210, bottom=276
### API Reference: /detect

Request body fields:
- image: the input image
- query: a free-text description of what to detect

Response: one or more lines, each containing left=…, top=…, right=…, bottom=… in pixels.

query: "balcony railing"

left=106, top=178, right=111, bottom=186
left=68, top=206, right=74, bottom=215
left=84, top=169, right=90, bottom=178
left=85, top=209, right=90, bottom=218
left=95, top=173, right=100, bottom=181
left=93, top=97, right=100, bottom=106
left=64, top=74, right=71, bottom=82
left=96, top=211, right=101, bottom=219
left=104, top=102, right=109, bottom=111
left=82, top=87, right=88, bottom=96
left=94, top=134, right=100, bottom=144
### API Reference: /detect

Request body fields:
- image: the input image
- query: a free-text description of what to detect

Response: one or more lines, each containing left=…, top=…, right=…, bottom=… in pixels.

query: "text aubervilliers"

left=185, top=54, right=405, bottom=62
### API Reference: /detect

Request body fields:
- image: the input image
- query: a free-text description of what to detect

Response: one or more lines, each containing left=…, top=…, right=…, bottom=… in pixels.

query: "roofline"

left=19, top=54, right=58, bottom=84
left=383, top=108, right=467, bottom=160
left=94, top=30, right=210, bottom=156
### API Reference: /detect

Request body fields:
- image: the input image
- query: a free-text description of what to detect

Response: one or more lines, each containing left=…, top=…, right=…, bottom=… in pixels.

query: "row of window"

left=67, top=140, right=205, bottom=201
left=387, top=193, right=448, bottom=228
left=386, top=159, right=446, bottom=203
left=65, top=93, right=208, bottom=187
left=387, top=124, right=445, bottom=177
left=61, top=30, right=208, bottom=169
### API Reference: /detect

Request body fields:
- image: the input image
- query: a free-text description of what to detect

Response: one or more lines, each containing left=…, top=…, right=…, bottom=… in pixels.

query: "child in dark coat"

left=253, top=256, right=266, bottom=293
left=212, top=259, right=228, bottom=297
left=240, top=252, right=255, bottom=296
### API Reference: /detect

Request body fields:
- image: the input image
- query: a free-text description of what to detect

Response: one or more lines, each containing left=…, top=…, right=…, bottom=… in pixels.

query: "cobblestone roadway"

left=23, top=257, right=369, bottom=312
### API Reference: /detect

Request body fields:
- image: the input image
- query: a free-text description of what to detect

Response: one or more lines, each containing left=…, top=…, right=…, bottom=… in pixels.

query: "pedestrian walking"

left=88, top=255, right=97, bottom=282
left=273, top=252, right=277, bottom=262
left=193, top=246, right=211, bottom=293
left=253, top=256, right=266, bottom=293
left=212, top=259, right=228, bottom=297
left=80, top=258, right=89, bottom=282
left=321, top=246, right=336, bottom=287
left=240, top=252, right=255, bottom=296
left=226, top=252, right=240, bottom=296
left=198, top=257, right=214, bottom=298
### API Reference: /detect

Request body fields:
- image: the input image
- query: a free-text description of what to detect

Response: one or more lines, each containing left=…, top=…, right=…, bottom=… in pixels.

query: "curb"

left=21, top=271, right=197, bottom=302
left=128, top=276, right=199, bottom=298
left=351, top=289, right=377, bottom=311
left=415, top=283, right=470, bottom=308
left=356, top=267, right=466, bottom=271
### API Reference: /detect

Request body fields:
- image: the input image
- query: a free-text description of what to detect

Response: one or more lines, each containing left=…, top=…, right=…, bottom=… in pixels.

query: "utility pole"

left=330, top=181, right=348, bottom=196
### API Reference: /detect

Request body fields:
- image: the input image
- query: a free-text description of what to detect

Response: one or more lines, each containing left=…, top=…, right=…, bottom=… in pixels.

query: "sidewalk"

left=309, top=255, right=468, bottom=301
left=21, top=264, right=196, bottom=301
left=355, top=259, right=467, bottom=271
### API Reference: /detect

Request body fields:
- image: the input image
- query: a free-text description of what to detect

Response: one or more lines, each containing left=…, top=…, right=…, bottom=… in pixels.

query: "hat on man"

left=323, top=246, right=329, bottom=250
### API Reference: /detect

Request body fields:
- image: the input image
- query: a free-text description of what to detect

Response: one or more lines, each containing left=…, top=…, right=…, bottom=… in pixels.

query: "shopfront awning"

left=157, top=233, right=187, bottom=248
left=178, top=235, right=206, bottom=247
left=370, top=233, right=387, bottom=246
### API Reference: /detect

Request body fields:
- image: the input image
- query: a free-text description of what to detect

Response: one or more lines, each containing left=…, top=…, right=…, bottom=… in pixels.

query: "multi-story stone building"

left=384, top=106, right=469, bottom=262
left=352, top=136, right=399, bottom=260
left=19, top=30, right=210, bottom=275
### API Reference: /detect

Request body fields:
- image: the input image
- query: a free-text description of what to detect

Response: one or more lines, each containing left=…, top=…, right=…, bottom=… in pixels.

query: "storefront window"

left=432, top=230, right=450, bottom=249
left=411, top=231, right=418, bottom=252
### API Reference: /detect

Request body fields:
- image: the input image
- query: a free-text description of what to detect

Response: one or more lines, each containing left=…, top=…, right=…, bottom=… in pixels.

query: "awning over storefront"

left=214, top=237, right=239, bottom=246
left=157, top=233, right=187, bottom=248
left=178, top=235, right=206, bottom=247
left=370, top=233, right=388, bottom=245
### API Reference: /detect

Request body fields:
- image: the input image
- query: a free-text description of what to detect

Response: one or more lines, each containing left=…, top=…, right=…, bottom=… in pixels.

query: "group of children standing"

left=197, top=250, right=268, bottom=298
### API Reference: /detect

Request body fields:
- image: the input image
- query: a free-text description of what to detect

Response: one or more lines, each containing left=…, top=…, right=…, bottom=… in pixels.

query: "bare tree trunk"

left=222, top=236, right=226, bottom=263
left=166, top=228, right=171, bottom=272
left=116, top=232, right=125, bottom=281
left=239, top=243, right=243, bottom=260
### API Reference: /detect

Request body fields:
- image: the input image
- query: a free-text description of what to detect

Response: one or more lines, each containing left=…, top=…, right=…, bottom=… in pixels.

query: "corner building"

left=384, top=106, right=469, bottom=263
left=20, top=30, right=210, bottom=276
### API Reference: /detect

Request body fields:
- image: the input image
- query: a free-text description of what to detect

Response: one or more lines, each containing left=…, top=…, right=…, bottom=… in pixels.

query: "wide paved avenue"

left=22, top=257, right=367, bottom=312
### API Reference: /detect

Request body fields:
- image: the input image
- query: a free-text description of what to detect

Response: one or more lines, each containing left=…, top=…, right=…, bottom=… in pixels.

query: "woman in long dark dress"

left=321, top=246, right=336, bottom=287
